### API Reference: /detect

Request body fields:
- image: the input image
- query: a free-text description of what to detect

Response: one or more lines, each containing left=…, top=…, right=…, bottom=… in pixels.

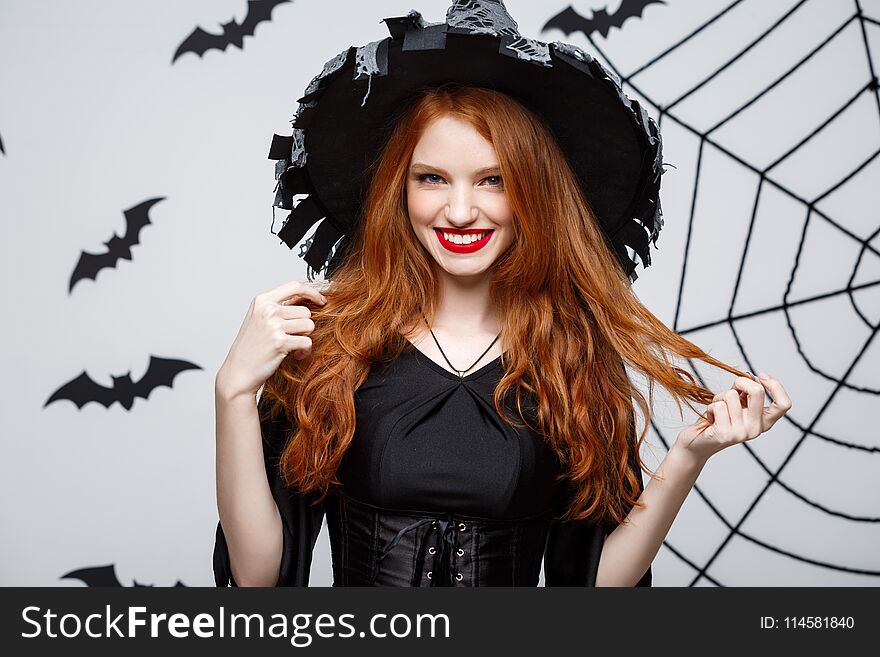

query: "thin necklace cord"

left=420, top=312, right=500, bottom=380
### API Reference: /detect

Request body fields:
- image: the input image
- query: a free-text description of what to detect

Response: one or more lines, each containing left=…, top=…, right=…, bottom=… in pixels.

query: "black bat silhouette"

left=172, top=0, right=291, bottom=63
left=69, top=197, right=164, bottom=294
left=45, top=355, right=201, bottom=411
left=542, top=0, right=666, bottom=39
left=62, top=564, right=185, bottom=587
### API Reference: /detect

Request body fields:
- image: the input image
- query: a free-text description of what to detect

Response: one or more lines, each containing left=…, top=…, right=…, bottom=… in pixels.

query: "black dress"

left=213, top=344, right=652, bottom=587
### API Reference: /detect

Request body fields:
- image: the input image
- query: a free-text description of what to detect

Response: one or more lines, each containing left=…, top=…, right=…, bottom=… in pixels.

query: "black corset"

left=325, top=489, right=554, bottom=587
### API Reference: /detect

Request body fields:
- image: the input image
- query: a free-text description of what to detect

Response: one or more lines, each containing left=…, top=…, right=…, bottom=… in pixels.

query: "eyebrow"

left=409, top=162, right=501, bottom=177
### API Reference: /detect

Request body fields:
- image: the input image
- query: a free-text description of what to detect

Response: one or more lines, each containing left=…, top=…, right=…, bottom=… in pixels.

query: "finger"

left=713, top=380, right=752, bottom=412
left=747, top=372, right=777, bottom=407
left=754, top=373, right=792, bottom=423
left=732, top=375, right=768, bottom=436
left=755, top=374, right=791, bottom=409
left=287, top=334, right=312, bottom=354
left=280, top=304, right=312, bottom=320
left=283, top=317, right=316, bottom=335
left=712, top=400, right=731, bottom=438
left=723, top=388, right=745, bottom=433
left=701, top=403, right=715, bottom=428
left=735, top=375, right=766, bottom=416
left=266, top=279, right=327, bottom=307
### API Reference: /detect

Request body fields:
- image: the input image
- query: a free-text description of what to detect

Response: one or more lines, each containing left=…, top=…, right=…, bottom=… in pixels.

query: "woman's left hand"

left=675, top=373, right=792, bottom=465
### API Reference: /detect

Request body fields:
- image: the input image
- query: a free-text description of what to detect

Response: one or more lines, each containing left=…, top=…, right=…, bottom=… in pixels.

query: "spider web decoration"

left=544, top=0, right=880, bottom=585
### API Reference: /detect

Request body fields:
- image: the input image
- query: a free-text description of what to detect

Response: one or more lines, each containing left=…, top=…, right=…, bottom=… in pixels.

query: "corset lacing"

left=369, top=513, right=462, bottom=586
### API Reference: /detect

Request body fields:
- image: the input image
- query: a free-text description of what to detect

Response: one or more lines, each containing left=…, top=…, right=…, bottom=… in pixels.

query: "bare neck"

left=402, top=270, right=504, bottom=363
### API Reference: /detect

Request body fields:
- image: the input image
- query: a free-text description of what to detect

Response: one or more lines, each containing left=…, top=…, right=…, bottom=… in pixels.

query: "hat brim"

left=273, top=20, right=664, bottom=282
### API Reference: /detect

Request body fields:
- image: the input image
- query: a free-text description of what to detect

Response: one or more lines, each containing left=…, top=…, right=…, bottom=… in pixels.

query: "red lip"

left=435, top=228, right=492, bottom=235
left=434, top=228, right=494, bottom=254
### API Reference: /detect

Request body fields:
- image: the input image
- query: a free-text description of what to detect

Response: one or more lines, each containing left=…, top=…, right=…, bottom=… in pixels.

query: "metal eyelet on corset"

left=428, top=547, right=436, bottom=554
left=426, top=571, right=432, bottom=579
left=456, top=548, right=464, bottom=556
left=458, top=523, right=466, bottom=531
left=456, top=573, right=463, bottom=581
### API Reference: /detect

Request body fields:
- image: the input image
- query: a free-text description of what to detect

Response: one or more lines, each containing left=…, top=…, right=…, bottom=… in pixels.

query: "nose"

left=444, top=184, right=478, bottom=225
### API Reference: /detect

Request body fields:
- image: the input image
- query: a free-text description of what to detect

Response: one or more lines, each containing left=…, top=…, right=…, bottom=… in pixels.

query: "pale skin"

left=215, top=114, right=792, bottom=586
left=215, top=280, right=326, bottom=587
left=401, top=115, right=514, bottom=370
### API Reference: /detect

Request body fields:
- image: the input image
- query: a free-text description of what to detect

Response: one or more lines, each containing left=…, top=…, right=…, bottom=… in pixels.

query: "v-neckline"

left=403, top=339, right=505, bottom=381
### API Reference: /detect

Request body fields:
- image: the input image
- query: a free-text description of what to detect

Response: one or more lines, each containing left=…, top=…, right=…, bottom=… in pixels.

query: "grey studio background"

left=1, top=0, right=877, bottom=587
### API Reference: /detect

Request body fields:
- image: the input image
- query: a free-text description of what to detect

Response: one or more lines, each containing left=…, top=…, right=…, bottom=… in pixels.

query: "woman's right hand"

left=215, top=279, right=327, bottom=400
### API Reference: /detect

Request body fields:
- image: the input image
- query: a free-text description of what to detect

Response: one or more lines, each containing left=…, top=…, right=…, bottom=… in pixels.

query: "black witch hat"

left=267, top=0, right=667, bottom=283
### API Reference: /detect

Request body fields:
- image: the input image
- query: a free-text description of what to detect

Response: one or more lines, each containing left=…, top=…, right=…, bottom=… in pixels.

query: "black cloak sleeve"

left=543, top=406, right=653, bottom=587
left=212, top=391, right=325, bottom=587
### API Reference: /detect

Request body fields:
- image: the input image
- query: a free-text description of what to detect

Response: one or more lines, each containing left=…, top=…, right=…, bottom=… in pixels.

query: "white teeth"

left=442, top=231, right=488, bottom=244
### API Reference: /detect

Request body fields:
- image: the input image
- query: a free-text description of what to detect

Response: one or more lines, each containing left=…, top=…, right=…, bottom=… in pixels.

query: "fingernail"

left=321, top=295, right=327, bottom=303
left=758, top=372, right=770, bottom=380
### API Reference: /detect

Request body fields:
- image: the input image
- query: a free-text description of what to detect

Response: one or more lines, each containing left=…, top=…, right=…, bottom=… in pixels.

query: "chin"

left=438, top=260, right=493, bottom=277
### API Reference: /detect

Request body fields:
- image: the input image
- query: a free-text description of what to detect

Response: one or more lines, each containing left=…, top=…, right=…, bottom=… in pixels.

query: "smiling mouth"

left=434, top=228, right=494, bottom=253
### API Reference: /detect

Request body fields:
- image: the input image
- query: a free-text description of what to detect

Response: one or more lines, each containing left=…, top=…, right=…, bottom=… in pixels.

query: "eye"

left=417, top=173, right=445, bottom=184
left=483, top=175, right=503, bottom=187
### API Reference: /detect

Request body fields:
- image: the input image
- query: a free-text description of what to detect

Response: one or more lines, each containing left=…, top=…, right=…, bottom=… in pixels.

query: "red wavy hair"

left=261, top=83, right=746, bottom=525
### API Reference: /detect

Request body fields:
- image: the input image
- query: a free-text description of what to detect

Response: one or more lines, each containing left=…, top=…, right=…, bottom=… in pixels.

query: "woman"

left=213, top=1, right=791, bottom=587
